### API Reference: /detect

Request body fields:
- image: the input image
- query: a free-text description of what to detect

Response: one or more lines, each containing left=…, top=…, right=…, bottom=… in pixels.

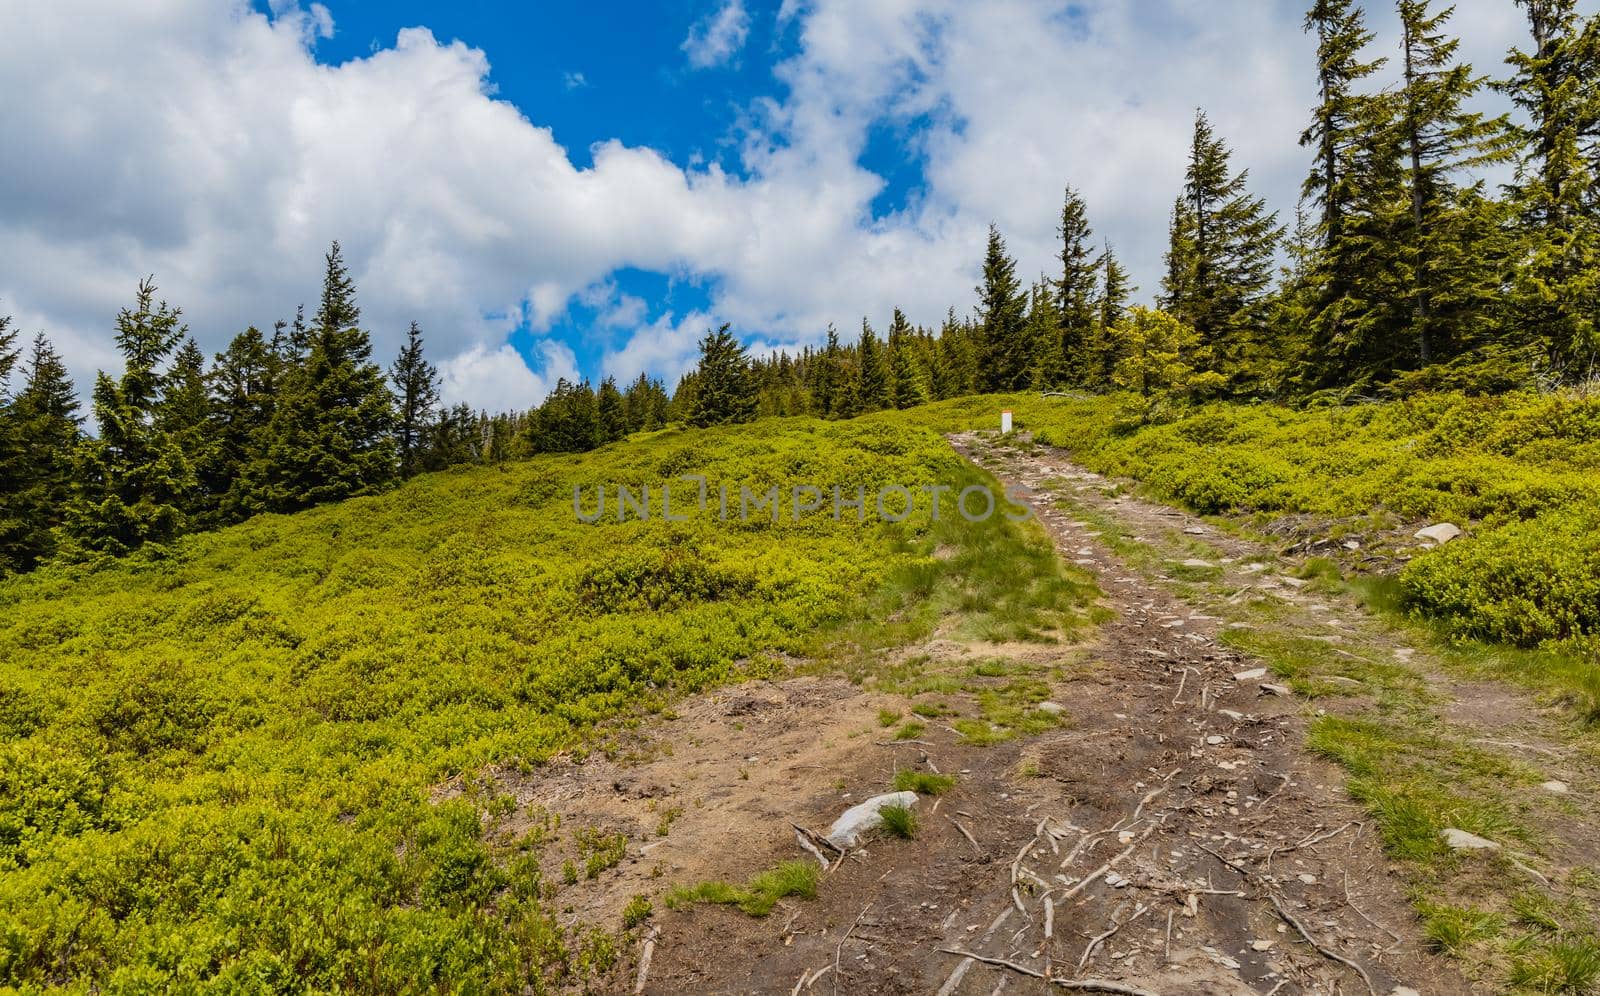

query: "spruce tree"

left=207, top=327, right=280, bottom=521
left=244, top=242, right=397, bottom=512
left=64, top=279, right=200, bottom=556
left=977, top=224, right=1031, bottom=392
left=1055, top=186, right=1101, bottom=383
left=1162, top=111, right=1283, bottom=392
left=687, top=324, right=757, bottom=428
left=1110, top=307, right=1226, bottom=419
left=389, top=321, right=441, bottom=478
left=596, top=376, right=627, bottom=443
left=1503, top=0, right=1600, bottom=382
left=2, top=333, right=80, bottom=569
left=856, top=319, right=889, bottom=412
left=160, top=337, right=212, bottom=519
left=623, top=374, right=670, bottom=431
left=0, top=314, right=20, bottom=572
left=1098, top=244, right=1134, bottom=332
left=886, top=308, right=926, bottom=409
left=1297, top=0, right=1389, bottom=377
left=1089, top=244, right=1136, bottom=389
left=1301, top=0, right=1386, bottom=241
left=1394, top=0, right=1515, bottom=369
left=534, top=379, right=599, bottom=452
left=1028, top=279, right=1068, bottom=388
left=813, top=324, right=842, bottom=417
left=427, top=403, right=483, bottom=467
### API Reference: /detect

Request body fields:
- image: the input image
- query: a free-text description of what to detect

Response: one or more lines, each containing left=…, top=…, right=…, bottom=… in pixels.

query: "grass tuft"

left=667, top=859, right=820, bottom=917
left=891, top=770, right=956, bottom=795
left=877, top=804, right=917, bottom=839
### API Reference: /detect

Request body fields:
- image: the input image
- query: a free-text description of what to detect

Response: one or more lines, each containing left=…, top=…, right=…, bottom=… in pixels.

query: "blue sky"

left=0, top=0, right=1557, bottom=410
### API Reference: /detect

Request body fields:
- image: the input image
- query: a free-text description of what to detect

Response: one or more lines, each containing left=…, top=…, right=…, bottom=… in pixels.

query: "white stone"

left=826, top=792, right=918, bottom=849
left=1234, top=668, right=1269, bottom=681
left=1414, top=523, right=1463, bottom=545
left=1206, top=735, right=1227, bottom=746
left=1541, top=780, right=1570, bottom=795
left=1441, top=828, right=1500, bottom=852
left=1037, top=701, right=1067, bottom=716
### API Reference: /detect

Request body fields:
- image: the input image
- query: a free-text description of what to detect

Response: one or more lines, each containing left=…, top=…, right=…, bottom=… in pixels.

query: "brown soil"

left=491, top=431, right=1600, bottom=994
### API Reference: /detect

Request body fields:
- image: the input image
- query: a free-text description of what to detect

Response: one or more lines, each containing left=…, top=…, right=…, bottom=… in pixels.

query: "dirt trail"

left=518, top=431, right=1600, bottom=994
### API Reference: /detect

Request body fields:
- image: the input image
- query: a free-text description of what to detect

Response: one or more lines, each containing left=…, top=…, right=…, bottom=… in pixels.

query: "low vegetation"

left=975, top=389, right=1600, bottom=673
left=0, top=411, right=1078, bottom=991
left=891, top=770, right=956, bottom=796
left=665, top=860, right=820, bottom=918
left=876, top=804, right=918, bottom=840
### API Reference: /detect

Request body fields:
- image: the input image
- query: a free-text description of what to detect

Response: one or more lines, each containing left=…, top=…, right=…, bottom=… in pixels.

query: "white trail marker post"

left=1000, top=409, right=1013, bottom=434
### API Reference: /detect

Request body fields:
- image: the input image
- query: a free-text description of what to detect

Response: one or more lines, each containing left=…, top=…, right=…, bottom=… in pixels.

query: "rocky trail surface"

left=524, top=432, right=1600, bottom=994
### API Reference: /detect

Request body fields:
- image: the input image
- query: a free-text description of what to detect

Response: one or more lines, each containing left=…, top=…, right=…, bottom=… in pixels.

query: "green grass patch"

left=891, top=770, right=956, bottom=795
left=667, top=859, right=820, bottom=917
left=1419, top=902, right=1504, bottom=956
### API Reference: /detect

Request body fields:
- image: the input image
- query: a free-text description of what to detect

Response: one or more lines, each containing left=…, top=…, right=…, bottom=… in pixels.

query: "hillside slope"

left=0, top=412, right=1089, bottom=991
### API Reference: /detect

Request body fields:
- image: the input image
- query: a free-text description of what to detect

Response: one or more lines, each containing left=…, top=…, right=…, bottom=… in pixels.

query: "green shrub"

left=621, top=895, right=653, bottom=930
left=1402, top=505, right=1600, bottom=649
left=0, top=412, right=1082, bottom=990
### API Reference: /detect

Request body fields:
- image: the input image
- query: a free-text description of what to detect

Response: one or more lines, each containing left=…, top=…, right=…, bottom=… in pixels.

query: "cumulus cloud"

left=682, top=1, right=751, bottom=70
left=0, top=0, right=1541, bottom=412
left=438, top=340, right=579, bottom=413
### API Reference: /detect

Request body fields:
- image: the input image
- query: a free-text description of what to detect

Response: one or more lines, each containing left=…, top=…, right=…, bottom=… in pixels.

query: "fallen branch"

left=934, top=908, right=1012, bottom=996
left=1058, top=825, right=1155, bottom=905
left=834, top=904, right=870, bottom=996
left=794, top=829, right=830, bottom=869
left=633, top=925, right=659, bottom=995
left=1265, top=820, right=1357, bottom=870
left=1471, top=738, right=1563, bottom=759
left=935, top=949, right=1159, bottom=995
left=1200, top=843, right=1377, bottom=996
left=1265, top=889, right=1377, bottom=996
left=789, top=964, right=831, bottom=994
left=1077, top=903, right=1151, bottom=972
left=1342, top=871, right=1403, bottom=951
left=948, top=816, right=985, bottom=857
left=791, top=823, right=843, bottom=855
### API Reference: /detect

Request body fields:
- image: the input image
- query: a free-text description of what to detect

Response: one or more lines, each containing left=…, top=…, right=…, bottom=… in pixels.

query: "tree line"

left=2, top=0, right=1595, bottom=575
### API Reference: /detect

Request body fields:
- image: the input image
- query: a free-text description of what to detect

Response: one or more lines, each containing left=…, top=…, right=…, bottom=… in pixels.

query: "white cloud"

left=0, top=0, right=1550, bottom=411
left=682, top=0, right=751, bottom=70
left=438, top=340, right=579, bottom=412
left=562, top=70, right=588, bottom=90
left=602, top=310, right=715, bottom=388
